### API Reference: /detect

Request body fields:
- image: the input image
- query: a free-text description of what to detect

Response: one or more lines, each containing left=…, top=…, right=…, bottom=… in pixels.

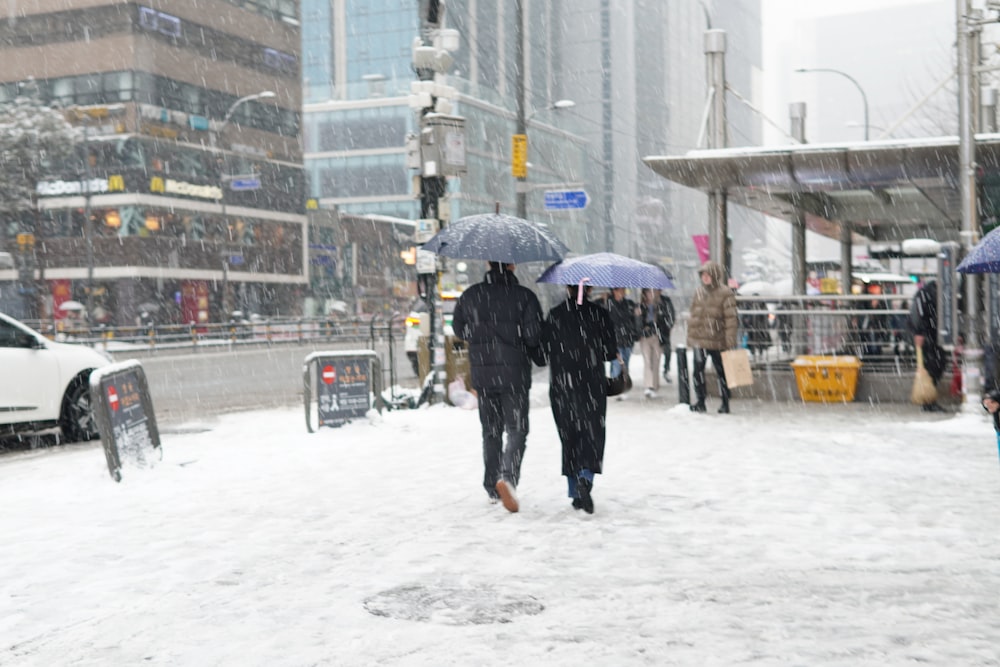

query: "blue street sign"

left=543, top=189, right=589, bottom=210
left=228, top=255, right=245, bottom=266
left=229, top=177, right=261, bottom=191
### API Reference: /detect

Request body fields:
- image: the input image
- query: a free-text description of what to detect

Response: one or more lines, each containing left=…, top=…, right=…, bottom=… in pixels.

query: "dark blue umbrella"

left=536, top=252, right=675, bottom=289
left=958, top=226, right=1000, bottom=273
left=421, top=213, right=570, bottom=263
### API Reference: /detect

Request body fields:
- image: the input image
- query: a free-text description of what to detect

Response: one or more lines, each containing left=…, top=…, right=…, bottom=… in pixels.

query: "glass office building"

left=302, top=1, right=762, bottom=299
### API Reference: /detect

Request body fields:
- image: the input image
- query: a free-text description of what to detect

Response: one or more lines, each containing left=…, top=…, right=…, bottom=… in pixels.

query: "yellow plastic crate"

left=790, top=355, right=861, bottom=403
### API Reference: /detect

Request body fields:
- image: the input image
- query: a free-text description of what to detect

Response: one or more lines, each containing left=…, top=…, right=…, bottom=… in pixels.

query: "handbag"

left=607, top=366, right=632, bottom=397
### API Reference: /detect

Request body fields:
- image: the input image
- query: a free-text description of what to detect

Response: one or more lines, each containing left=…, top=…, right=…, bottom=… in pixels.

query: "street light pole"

left=212, top=90, right=275, bottom=317
left=794, top=67, right=869, bottom=141
left=83, top=121, right=94, bottom=320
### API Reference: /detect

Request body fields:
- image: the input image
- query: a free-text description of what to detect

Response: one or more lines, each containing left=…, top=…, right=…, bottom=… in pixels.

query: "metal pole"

left=958, top=0, right=983, bottom=409
left=789, top=102, right=808, bottom=355
left=83, top=119, right=94, bottom=319
left=515, top=0, right=527, bottom=219
left=983, top=87, right=999, bottom=392
left=789, top=102, right=807, bottom=295
left=211, top=92, right=272, bottom=319
left=705, top=29, right=728, bottom=271
left=221, top=186, right=229, bottom=318
left=415, top=3, right=447, bottom=404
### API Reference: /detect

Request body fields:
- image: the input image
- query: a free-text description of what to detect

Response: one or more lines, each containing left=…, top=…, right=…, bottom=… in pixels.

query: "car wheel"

left=60, top=376, right=99, bottom=443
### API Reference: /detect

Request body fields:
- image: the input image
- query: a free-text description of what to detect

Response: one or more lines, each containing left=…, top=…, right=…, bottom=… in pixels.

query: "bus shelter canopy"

left=643, top=134, right=1000, bottom=244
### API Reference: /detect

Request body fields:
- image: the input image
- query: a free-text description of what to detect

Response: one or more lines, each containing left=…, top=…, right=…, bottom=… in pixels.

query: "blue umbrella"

left=421, top=212, right=570, bottom=263
left=958, top=226, right=1000, bottom=273
left=536, top=252, right=675, bottom=289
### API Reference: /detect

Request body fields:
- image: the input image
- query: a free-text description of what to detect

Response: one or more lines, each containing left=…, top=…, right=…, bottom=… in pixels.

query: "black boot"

left=690, top=401, right=706, bottom=413
left=717, top=401, right=730, bottom=414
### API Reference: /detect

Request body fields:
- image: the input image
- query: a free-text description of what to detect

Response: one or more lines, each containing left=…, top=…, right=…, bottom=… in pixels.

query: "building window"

left=138, top=7, right=183, bottom=38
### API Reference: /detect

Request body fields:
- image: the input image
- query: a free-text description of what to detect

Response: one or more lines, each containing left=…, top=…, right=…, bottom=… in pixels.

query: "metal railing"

left=25, top=314, right=408, bottom=353
left=733, top=294, right=926, bottom=373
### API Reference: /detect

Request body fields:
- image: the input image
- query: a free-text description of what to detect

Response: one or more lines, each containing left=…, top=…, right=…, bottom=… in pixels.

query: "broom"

left=911, top=346, right=938, bottom=405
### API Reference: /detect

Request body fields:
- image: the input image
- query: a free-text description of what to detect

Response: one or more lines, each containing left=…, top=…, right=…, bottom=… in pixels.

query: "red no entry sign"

left=108, top=385, right=119, bottom=411
left=322, top=365, right=336, bottom=385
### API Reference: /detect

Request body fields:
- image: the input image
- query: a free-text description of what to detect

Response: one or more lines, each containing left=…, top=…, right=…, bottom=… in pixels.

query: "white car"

left=0, top=312, right=112, bottom=442
left=404, top=291, right=460, bottom=375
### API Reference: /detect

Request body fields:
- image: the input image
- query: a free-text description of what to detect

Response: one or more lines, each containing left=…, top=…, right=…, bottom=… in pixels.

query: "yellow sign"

left=149, top=177, right=165, bottom=193
left=16, top=232, right=35, bottom=247
left=511, top=134, right=527, bottom=178
left=820, top=277, right=840, bottom=294
left=108, top=174, right=125, bottom=192
left=305, top=198, right=319, bottom=210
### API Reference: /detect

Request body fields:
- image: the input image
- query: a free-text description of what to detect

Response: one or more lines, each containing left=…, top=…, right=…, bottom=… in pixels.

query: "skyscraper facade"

left=302, top=0, right=762, bottom=297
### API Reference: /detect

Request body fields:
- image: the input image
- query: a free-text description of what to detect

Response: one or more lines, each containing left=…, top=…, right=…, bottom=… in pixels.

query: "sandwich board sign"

left=304, top=350, right=385, bottom=431
left=90, top=360, right=162, bottom=482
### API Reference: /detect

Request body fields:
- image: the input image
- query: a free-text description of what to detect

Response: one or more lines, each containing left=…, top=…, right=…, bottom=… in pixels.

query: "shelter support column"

left=958, top=0, right=983, bottom=409
left=705, top=29, right=729, bottom=274
left=790, top=102, right=808, bottom=355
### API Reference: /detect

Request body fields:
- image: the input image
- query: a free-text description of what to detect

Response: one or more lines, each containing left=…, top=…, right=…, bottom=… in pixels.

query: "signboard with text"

left=511, top=134, right=527, bottom=178
left=543, top=189, right=589, bottom=210
left=90, top=360, right=162, bottom=482
left=304, top=351, right=385, bottom=431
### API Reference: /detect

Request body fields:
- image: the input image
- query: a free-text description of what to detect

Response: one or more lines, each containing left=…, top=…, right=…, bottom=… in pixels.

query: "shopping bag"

left=721, top=348, right=753, bottom=388
left=911, top=346, right=938, bottom=405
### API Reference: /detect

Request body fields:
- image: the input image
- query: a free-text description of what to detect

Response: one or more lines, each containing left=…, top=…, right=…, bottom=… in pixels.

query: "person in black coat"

left=658, top=291, right=676, bottom=381
left=910, top=280, right=947, bottom=413
left=451, top=262, right=544, bottom=512
left=539, top=284, right=617, bottom=514
left=606, top=287, right=638, bottom=379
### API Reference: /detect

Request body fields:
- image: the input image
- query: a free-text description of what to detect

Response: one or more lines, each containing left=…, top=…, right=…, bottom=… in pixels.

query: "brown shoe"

left=495, top=479, right=519, bottom=513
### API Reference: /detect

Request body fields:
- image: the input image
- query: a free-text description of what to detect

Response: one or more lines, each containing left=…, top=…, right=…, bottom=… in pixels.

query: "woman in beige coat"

left=686, top=261, right=739, bottom=413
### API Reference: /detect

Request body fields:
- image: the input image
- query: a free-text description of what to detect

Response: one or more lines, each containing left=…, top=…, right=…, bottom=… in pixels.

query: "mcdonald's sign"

left=149, top=176, right=165, bottom=193
left=108, top=174, right=125, bottom=192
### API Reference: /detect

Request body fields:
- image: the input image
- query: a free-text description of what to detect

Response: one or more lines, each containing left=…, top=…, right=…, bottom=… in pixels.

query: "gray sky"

left=761, top=0, right=955, bottom=143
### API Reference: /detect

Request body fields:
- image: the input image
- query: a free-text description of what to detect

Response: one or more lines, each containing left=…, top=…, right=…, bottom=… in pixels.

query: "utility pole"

left=412, top=0, right=462, bottom=404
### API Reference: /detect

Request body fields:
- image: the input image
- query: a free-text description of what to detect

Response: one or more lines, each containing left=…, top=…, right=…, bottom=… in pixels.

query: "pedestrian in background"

left=983, top=388, right=1000, bottom=442
left=658, top=290, right=676, bottom=382
left=637, top=288, right=670, bottom=398
left=606, top=287, right=639, bottom=385
left=909, top=280, right=947, bottom=413
left=740, top=297, right=771, bottom=360
left=451, top=262, right=545, bottom=512
left=687, top=261, right=739, bottom=414
left=540, top=283, right=617, bottom=514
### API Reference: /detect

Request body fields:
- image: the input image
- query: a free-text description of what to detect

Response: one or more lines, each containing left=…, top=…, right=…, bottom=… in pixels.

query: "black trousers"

left=692, top=347, right=730, bottom=404
left=478, top=389, right=529, bottom=496
left=659, top=329, right=672, bottom=373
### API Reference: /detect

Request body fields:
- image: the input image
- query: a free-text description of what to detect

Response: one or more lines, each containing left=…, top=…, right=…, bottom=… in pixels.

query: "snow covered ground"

left=2, top=380, right=1000, bottom=666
